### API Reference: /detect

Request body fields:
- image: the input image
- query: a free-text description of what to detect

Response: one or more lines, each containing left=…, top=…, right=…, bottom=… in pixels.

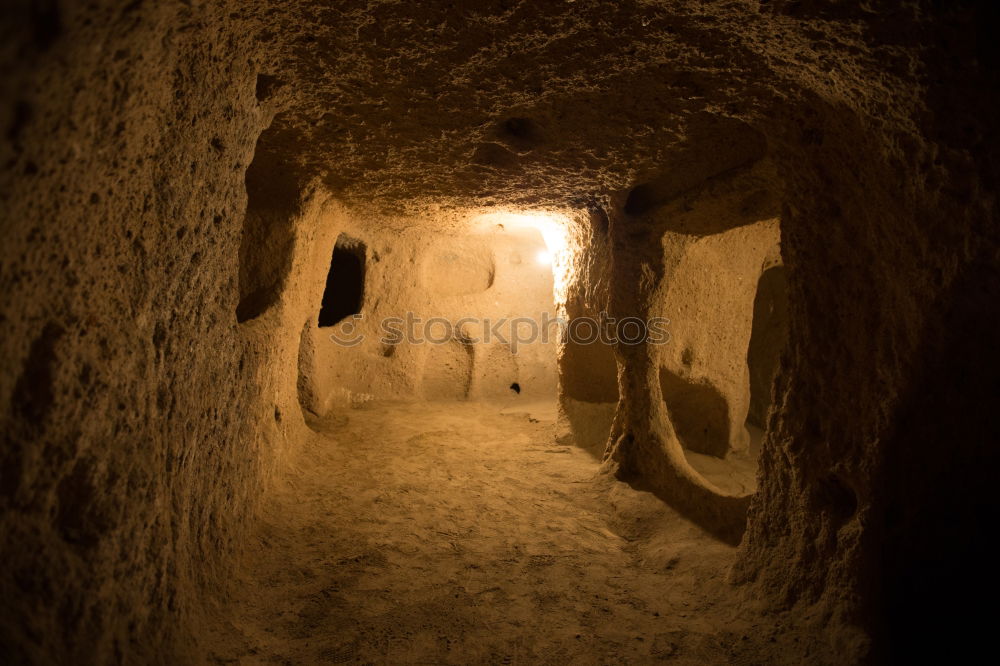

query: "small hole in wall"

left=681, top=347, right=694, bottom=367
left=319, top=234, right=366, bottom=328
left=817, top=474, right=858, bottom=525
left=255, top=73, right=283, bottom=101
left=510, top=382, right=521, bottom=394
left=624, top=183, right=657, bottom=217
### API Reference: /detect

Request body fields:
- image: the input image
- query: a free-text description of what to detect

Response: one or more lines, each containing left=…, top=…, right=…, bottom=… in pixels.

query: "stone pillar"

left=603, top=213, right=750, bottom=544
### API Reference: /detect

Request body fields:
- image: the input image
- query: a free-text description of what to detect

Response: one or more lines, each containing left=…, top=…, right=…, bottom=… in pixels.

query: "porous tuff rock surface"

left=297, top=219, right=562, bottom=410
left=2, top=3, right=269, bottom=663
left=244, top=0, right=880, bottom=215
left=2, top=0, right=999, bottom=663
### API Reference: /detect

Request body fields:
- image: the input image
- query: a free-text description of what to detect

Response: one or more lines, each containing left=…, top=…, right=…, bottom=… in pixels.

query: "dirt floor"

left=204, top=401, right=780, bottom=664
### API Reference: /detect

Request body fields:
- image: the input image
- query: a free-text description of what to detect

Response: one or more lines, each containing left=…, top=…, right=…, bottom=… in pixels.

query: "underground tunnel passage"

left=318, top=234, right=367, bottom=328
left=2, top=2, right=999, bottom=664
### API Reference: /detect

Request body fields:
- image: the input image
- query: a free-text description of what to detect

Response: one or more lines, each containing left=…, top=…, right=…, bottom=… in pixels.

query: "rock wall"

left=299, top=213, right=565, bottom=411
left=558, top=208, right=620, bottom=455
left=656, top=220, right=781, bottom=458
left=0, top=2, right=273, bottom=662
left=2, top=0, right=997, bottom=663
left=732, top=118, right=998, bottom=666
left=746, top=255, right=787, bottom=429
left=731, top=6, right=1000, bottom=660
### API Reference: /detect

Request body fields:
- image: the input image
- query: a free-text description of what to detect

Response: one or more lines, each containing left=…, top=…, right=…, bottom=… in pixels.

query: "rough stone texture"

left=2, top=0, right=998, bottom=663
left=655, top=216, right=781, bottom=458
left=726, top=8, right=1000, bottom=663
left=558, top=208, right=621, bottom=455
left=296, top=213, right=565, bottom=410
left=1, top=3, right=268, bottom=663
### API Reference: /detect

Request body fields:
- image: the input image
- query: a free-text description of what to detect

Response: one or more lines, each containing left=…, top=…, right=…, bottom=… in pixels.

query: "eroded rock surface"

left=2, top=1, right=997, bottom=663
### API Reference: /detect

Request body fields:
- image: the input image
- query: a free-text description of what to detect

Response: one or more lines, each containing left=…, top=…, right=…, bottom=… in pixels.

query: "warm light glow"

left=470, top=210, right=578, bottom=306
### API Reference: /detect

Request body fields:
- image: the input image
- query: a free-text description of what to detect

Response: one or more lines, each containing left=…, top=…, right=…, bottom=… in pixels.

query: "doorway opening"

left=318, top=234, right=366, bottom=328
left=745, top=264, right=789, bottom=442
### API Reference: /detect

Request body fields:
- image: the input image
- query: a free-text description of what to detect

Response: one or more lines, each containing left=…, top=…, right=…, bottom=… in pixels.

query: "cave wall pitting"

left=1, top=2, right=271, bottom=662
left=1, top=0, right=997, bottom=663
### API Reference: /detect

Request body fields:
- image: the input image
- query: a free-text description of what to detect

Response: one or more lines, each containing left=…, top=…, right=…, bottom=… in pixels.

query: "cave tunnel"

left=318, top=234, right=366, bottom=328
left=2, top=2, right=998, bottom=664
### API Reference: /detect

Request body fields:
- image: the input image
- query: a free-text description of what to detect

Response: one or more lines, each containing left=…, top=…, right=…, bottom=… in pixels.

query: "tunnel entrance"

left=746, top=265, right=788, bottom=432
left=298, top=215, right=566, bottom=413
left=318, top=234, right=366, bottom=328
left=236, top=114, right=301, bottom=324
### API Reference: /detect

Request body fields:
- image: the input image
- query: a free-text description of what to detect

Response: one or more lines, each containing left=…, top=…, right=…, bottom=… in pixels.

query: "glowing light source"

left=470, top=210, right=578, bottom=305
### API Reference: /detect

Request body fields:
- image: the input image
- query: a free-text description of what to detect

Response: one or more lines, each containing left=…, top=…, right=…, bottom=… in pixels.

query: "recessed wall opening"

left=318, top=234, right=366, bottom=328
left=745, top=264, right=789, bottom=437
left=559, top=329, right=620, bottom=456
left=670, top=257, right=787, bottom=497
left=555, top=207, right=619, bottom=457
left=652, top=224, right=782, bottom=500
left=236, top=115, right=301, bottom=323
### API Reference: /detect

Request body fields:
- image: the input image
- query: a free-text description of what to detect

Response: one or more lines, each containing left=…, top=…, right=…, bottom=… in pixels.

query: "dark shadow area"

left=746, top=265, right=788, bottom=428
left=624, top=115, right=767, bottom=218
left=236, top=115, right=302, bottom=323
left=659, top=367, right=730, bottom=458
left=255, top=73, right=283, bottom=102
left=318, top=235, right=366, bottom=328
left=495, top=116, right=542, bottom=153
left=879, top=257, right=1000, bottom=663
left=614, top=462, right=750, bottom=546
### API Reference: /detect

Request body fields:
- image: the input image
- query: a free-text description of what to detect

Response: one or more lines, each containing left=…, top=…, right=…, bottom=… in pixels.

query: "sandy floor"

left=684, top=424, right=763, bottom=497
left=205, top=401, right=782, bottom=664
